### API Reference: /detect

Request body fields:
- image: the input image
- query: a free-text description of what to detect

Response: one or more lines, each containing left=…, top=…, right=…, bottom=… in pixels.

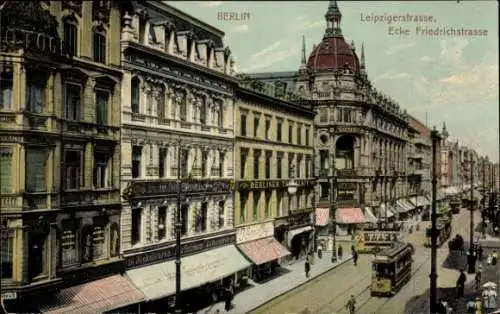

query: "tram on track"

left=424, top=217, right=452, bottom=247
left=370, top=242, right=414, bottom=297
left=355, top=228, right=404, bottom=254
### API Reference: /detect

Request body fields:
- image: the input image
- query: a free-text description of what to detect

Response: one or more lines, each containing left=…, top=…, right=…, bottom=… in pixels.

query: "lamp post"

left=175, top=140, right=183, bottom=314
left=384, top=178, right=388, bottom=222
left=311, top=154, right=318, bottom=252
left=467, top=154, right=476, bottom=274
left=482, top=160, right=486, bottom=238
left=329, top=128, right=337, bottom=263
left=429, top=127, right=440, bottom=313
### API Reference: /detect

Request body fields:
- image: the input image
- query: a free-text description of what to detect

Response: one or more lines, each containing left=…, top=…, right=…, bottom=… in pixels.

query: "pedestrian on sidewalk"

left=317, top=243, right=323, bottom=259
left=477, top=245, right=483, bottom=261
left=338, top=245, right=343, bottom=260
left=224, top=279, right=234, bottom=312
left=345, top=295, right=356, bottom=314
left=305, top=259, right=311, bottom=278
left=352, top=249, right=358, bottom=266
left=475, top=267, right=482, bottom=290
left=492, top=250, right=497, bottom=265
left=456, top=269, right=466, bottom=298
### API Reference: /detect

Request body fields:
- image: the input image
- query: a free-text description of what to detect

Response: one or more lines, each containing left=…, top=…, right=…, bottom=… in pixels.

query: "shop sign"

left=236, top=221, right=274, bottom=243
left=287, top=211, right=311, bottom=227
left=125, top=233, right=236, bottom=268
left=235, top=179, right=314, bottom=191
left=1, top=292, right=17, bottom=300
left=3, top=28, right=70, bottom=57
left=123, top=179, right=231, bottom=200
left=60, top=260, right=125, bottom=284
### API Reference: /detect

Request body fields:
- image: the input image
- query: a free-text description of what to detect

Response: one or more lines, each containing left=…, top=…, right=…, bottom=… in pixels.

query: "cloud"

left=384, top=41, right=417, bottom=55
left=231, top=24, right=249, bottom=33
left=439, top=38, right=469, bottom=65
left=200, top=1, right=222, bottom=7
left=293, top=15, right=325, bottom=30
left=420, top=55, right=432, bottom=62
left=375, top=72, right=410, bottom=81
left=240, top=41, right=299, bottom=73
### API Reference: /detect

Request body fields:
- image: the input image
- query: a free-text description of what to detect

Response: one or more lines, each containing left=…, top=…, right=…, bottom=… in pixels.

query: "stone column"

left=151, top=206, right=159, bottom=242
left=12, top=62, right=26, bottom=111
left=143, top=205, right=151, bottom=244
left=84, top=142, right=93, bottom=188
left=83, top=77, right=96, bottom=123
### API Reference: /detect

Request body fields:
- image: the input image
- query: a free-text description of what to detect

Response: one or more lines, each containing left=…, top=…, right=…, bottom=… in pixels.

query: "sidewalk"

left=199, top=252, right=353, bottom=314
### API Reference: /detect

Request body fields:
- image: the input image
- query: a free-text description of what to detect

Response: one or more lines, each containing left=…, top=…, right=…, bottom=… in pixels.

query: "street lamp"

left=482, top=160, right=486, bottom=238
left=329, top=128, right=337, bottom=263
left=467, top=153, right=476, bottom=274
left=429, top=126, right=440, bottom=313
left=175, top=140, right=183, bottom=314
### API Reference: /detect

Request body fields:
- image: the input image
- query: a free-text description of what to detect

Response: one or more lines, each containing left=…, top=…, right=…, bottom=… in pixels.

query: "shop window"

left=92, top=226, right=105, bottom=259
left=0, top=71, right=12, bottom=110
left=65, top=83, right=81, bottom=121
left=28, top=233, right=45, bottom=279
left=65, top=150, right=82, bottom=190
left=0, top=148, right=12, bottom=194
left=132, top=146, right=142, bottom=179
left=158, top=206, right=167, bottom=240
left=131, top=207, right=142, bottom=245
left=218, top=201, right=225, bottom=228
left=95, top=90, right=109, bottom=125
left=26, top=148, right=47, bottom=193
left=253, top=192, right=260, bottom=220
left=93, top=151, right=110, bottom=188
left=60, top=220, right=78, bottom=267
left=0, top=229, right=13, bottom=279
left=26, top=72, right=46, bottom=113
left=131, top=77, right=140, bottom=114
left=181, top=204, right=189, bottom=235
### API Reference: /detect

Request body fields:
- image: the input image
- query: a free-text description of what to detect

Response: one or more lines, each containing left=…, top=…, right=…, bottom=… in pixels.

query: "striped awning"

left=336, top=208, right=365, bottom=224
left=364, top=207, right=378, bottom=223
left=315, top=207, right=330, bottom=226
left=237, top=237, right=291, bottom=265
left=377, top=204, right=395, bottom=219
left=396, top=200, right=412, bottom=213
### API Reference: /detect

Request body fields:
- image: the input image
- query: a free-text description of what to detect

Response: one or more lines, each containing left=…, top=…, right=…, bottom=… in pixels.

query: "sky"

left=167, top=1, right=499, bottom=162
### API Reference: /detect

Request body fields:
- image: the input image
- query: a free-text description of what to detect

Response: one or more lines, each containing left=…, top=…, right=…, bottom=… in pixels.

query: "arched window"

left=63, top=19, right=78, bottom=56
left=93, top=27, right=106, bottom=63
left=131, top=77, right=140, bottom=113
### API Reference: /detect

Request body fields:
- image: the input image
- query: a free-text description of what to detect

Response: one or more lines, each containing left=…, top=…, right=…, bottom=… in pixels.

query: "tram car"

left=424, top=217, right=452, bottom=247
left=370, top=241, right=415, bottom=297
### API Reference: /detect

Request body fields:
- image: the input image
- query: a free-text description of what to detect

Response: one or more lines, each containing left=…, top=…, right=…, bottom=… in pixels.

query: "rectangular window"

left=305, top=156, right=311, bottom=178
left=179, top=100, right=187, bottom=121
left=65, top=84, right=81, bottom=120
left=265, top=151, right=272, bottom=179
left=265, top=119, right=271, bottom=139
left=297, top=155, right=302, bottom=178
left=240, top=114, right=247, bottom=136
left=218, top=101, right=224, bottom=127
left=320, top=150, right=329, bottom=170
left=305, top=128, right=310, bottom=146
left=60, top=220, right=77, bottom=267
left=277, top=120, right=282, bottom=142
left=200, top=102, right=206, bottom=124
left=0, top=71, right=13, bottom=110
left=288, top=125, right=293, bottom=144
left=131, top=207, right=142, bottom=245
left=92, top=226, right=105, bottom=259
left=337, top=108, right=342, bottom=122
left=158, top=206, right=167, bottom=240
left=159, top=148, right=167, bottom=178
left=288, top=153, right=294, bottom=178
left=265, top=191, right=272, bottom=218
left=218, top=201, right=225, bottom=228
left=181, top=149, right=189, bottom=178
left=253, top=192, right=260, bottom=220
left=93, top=151, right=109, bottom=188
left=26, top=73, right=45, bottom=113
left=93, top=32, right=106, bottom=63
left=297, top=127, right=302, bottom=145
left=253, top=116, right=259, bottom=137
left=65, top=150, right=81, bottom=190
left=181, top=204, right=189, bottom=235
left=63, top=21, right=77, bottom=56
left=240, top=193, right=248, bottom=223
left=253, top=150, right=261, bottom=179
left=0, top=230, right=14, bottom=279
left=219, top=152, right=225, bottom=177
left=277, top=153, right=283, bottom=179
left=0, top=149, right=12, bottom=194
left=197, top=202, right=208, bottom=232
left=201, top=150, right=208, bottom=177
left=240, top=150, right=247, bottom=179
left=131, top=80, right=140, bottom=114
left=132, top=146, right=142, bottom=179
left=26, top=149, right=47, bottom=192
left=95, top=90, right=109, bottom=125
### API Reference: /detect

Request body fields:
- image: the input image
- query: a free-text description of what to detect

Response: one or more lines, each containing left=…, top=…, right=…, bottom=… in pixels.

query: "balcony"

left=62, top=189, right=120, bottom=207
left=338, top=168, right=357, bottom=177
left=0, top=194, right=23, bottom=210
left=319, top=169, right=329, bottom=178
left=62, top=120, right=120, bottom=141
left=23, top=192, right=51, bottom=210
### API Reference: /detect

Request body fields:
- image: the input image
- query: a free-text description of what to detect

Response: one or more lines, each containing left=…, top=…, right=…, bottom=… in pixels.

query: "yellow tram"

left=371, top=242, right=414, bottom=297
left=424, top=217, right=452, bottom=247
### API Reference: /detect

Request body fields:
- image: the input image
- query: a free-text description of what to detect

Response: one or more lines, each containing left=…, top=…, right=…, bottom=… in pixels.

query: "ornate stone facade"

left=0, top=0, right=125, bottom=307
left=119, top=1, right=237, bottom=262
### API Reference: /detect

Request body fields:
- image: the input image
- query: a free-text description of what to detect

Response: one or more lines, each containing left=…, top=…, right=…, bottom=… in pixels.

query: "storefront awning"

left=408, top=196, right=430, bottom=207
left=396, top=200, right=412, bottom=213
left=39, top=275, right=145, bottom=314
left=287, top=226, right=313, bottom=247
left=402, top=199, right=415, bottom=211
left=315, top=207, right=330, bottom=226
left=237, top=237, right=291, bottom=265
left=125, top=245, right=251, bottom=301
left=336, top=208, right=365, bottom=224
left=364, top=207, right=378, bottom=223
left=377, top=204, right=395, bottom=219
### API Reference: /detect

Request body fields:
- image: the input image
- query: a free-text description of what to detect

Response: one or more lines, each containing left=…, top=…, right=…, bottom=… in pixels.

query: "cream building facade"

left=0, top=1, right=128, bottom=312
left=234, top=78, right=315, bottom=263
left=117, top=2, right=250, bottom=310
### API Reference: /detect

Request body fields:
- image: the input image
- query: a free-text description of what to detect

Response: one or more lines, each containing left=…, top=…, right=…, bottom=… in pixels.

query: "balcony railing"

left=338, top=168, right=357, bottom=177
left=62, top=189, right=120, bottom=207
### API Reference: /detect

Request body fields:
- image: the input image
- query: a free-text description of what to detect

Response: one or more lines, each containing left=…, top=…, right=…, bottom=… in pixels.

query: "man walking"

left=305, top=259, right=311, bottom=278
left=456, top=269, right=466, bottom=298
left=345, top=295, right=356, bottom=314
left=352, top=248, right=358, bottom=266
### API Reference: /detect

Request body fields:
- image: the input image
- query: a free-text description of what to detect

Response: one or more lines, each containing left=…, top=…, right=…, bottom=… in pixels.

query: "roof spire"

left=324, top=0, right=342, bottom=38
left=301, top=35, right=306, bottom=65
left=442, top=121, right=449, bottom=138
left=361, top=42, right=366, bottom=70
